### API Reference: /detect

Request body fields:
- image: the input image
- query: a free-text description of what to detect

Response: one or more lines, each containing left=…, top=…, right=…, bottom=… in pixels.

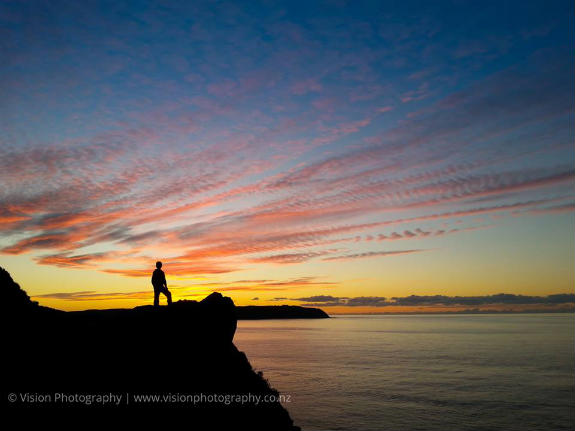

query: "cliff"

left=1, top=267, right=299, bottom=429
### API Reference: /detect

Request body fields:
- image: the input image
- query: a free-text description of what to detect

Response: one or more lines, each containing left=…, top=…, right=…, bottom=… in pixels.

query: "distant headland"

left=237, top=304, right=329, bottom=319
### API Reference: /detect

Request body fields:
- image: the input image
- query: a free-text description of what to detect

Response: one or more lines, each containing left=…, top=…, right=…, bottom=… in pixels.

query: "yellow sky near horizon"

left=3, top=212, right=573, bottom=313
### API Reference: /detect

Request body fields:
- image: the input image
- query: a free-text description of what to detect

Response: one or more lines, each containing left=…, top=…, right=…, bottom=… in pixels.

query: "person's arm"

left=163, top=271, right=167, bottom=288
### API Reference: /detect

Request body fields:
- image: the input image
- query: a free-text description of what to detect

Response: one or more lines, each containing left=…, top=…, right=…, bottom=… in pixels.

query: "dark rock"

left=1, top=266, right=299, bottom=430
left=1, top=266, right=37, bottom=311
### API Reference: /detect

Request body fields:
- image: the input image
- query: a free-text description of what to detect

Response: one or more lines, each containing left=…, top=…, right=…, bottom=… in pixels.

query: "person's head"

left=156, top=261, right=162, bottom=269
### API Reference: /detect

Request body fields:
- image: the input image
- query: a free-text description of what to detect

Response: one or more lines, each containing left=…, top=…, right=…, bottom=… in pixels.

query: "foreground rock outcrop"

left=1, top=267, right=299, bottom=429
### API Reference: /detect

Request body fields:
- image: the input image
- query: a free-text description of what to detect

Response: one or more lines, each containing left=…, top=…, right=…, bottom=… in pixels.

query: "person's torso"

left=151, top=269, right=165, bottom=286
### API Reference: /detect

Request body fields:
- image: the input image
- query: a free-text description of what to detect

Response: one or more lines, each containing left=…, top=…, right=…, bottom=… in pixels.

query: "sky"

left=1, top=0, right=573, bottom=312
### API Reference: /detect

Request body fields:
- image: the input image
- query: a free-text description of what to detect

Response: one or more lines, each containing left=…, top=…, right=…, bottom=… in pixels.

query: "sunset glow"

left=1, top=0, right=573, bottom=311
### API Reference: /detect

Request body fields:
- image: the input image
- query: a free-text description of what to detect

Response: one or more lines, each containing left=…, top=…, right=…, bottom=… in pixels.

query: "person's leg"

left=154, top=289, right=160, bottom=307
left=162, top=287, right=172, bottom=306
left=165, top=288, right=172, bottom=305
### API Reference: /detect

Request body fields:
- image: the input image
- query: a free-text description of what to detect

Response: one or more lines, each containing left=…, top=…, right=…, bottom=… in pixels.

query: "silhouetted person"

left=151, top=261, right=172, bottom=307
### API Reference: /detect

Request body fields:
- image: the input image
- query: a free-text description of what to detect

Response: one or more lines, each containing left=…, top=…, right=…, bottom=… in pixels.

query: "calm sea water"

left=234, top=314, right=574, bottom=431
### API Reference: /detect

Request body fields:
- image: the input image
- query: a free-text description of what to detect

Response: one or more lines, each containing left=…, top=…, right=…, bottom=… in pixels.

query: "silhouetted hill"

left=1, top=267, right=299, bottom=429
left=235, top=305, right=329, bottom=319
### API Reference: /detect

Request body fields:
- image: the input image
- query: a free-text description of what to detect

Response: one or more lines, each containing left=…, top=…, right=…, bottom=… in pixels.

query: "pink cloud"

left=377, top=106, right=394, bottom=113
left=291, top=79, right=322, bottom=95
left=323, top=249, right=427, bottom=262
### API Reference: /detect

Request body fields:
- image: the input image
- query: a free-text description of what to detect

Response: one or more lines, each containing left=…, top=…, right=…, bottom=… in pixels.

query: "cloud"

left=523, top=202, right=575, bottom=215
left=32, top=290, right=152, bottom=301
left=345, top=297, right=390, bottom=306
left=292, top=296, right=389, bottom=307
left=1, top=232, right=87, bottom=255
left=377, top=106, right=394, bottom=113
left=322, top=249, right=427, bottom=262
left=401, top=82, right=430, bottom=103
left=202, top=277, right=339, bottom=292
left=388, top=293, right=575, bottom=306
left=102, top=263, right=238, bottom=277
left=292, top=293, right=575, bottom=307
left=294, top=295, right=345, bottom=303
left=291, top=79, right=322, bottom=95
left=374, top=225, right=490, bottom=241
left=248, top=250, right=339, bottom=264
left=31, top=275, right=338, bottom=304
left=1, top=6, right=572, bottom=282
left=35, top=252, right=112, bottom=268
left=186, top=277, right=338, bottom=291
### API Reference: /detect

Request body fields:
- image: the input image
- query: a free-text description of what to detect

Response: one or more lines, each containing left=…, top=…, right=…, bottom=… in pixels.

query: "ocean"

left=234, top=314, right=574, bottom=431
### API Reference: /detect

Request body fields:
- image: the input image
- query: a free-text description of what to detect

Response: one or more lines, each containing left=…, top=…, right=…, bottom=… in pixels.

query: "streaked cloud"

left=1, top=0, right=572, bottom=308
left=293, top=293, right=575, bottom=307
left=322, top=249, right=427, bottom=262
